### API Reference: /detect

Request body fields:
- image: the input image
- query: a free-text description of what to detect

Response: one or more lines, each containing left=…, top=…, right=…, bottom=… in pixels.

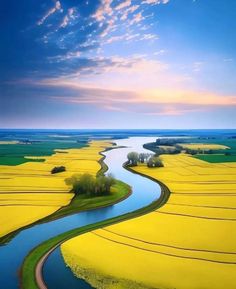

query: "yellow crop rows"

left=178, top=143, right=229, bottom=150
left=61, top=153, right=236, bottom=289
left=0, top=141, right=110, bottom=237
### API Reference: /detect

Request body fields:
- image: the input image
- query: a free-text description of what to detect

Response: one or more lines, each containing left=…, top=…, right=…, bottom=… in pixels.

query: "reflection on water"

left=0, top=137, right=160, bottom=289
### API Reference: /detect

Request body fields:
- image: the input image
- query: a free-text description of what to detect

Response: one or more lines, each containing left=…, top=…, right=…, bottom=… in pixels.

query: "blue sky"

left=0, top=0, right=236, bottom=128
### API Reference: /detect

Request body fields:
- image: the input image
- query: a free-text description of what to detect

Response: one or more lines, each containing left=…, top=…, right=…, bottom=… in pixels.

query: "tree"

left=65, top=173, right=116, bottom=197
left=78, top=173, right=95, bottom=195
left=65, top=173, right=94, bottom=195
left=139, top=153, right=151, bottom=163
left=51, top=166, right=66, bottom=174
left=96, top=173, right=115, bottom=196
left=104, top=173, right=115, bottom=192
left=139, top=153, right=146, bottom=163
left=127, top=152, right=139, bottom=166
left=147, top=156, right=163, bottom=168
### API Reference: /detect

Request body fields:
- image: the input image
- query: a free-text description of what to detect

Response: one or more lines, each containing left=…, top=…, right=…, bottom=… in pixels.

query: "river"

left=0, top=137, right=161, bottom=289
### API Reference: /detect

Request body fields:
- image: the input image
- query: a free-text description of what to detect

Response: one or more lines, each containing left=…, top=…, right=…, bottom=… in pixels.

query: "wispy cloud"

left=60, top=8, right=76, bottom=28
left=48, top=85, right=236, bottom=116
left=142, top=0, right=169, bottom=5
left=92, top=0, right=113, bottom=21
left=129, top=12, right=144, bottom=25
left=37, top=1, right=62, bottom=26
left=120, top=5, right=140, bottom=20
left=193, top=61, right=204, bottom=72
left=114, top=0, right=132, bottom=10
left=34, top=0, right=171, bottom=72
left=6, top=75, right=236, bottom=118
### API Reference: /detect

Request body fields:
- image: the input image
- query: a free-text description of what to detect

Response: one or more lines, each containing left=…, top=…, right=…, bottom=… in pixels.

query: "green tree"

left=65, top=173, right=95, bottom=196
left=147, top=156, right=163, bottom=168
left=65, top=173, right=116, bottom=197
left=127, top=152, right=139, bottom=166
left=139, top=153, right=151, bottom=163
left=51, top=166, right=66, bottom=174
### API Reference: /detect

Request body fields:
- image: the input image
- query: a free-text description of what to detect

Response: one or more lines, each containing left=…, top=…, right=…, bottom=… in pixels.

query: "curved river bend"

left=0, top=137, right=160, bottom=289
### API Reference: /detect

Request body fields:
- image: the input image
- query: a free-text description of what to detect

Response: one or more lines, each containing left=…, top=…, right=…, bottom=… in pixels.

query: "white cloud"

left=142, top=0, right=169, bottom=4
left=92, top=0, right=113, bottom=21
left=60, top=8, right=76, bottom=28
left=105, top=35, right=125, bottom=44
left=140, top=33, right=158, bottom=40
left=154, top=49, right=166, bottom=55
left=120, top=5, right=139, bottom=20
left=129, top=12, right=144, bottom=25
left=37, top=1, right=62, bottom=26
left=115, top=0, right=131, bottom=10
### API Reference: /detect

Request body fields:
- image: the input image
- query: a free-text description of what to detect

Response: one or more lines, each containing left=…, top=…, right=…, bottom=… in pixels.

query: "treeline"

left=65, top=173, right=115, bottom=197
left=155, top=138, right=180, bottom=146
left=143, top=142, right=181, bottom=155
left=182, top=148, right=230, bottom=155
left=127, top=152, right=163, bottom=168
left=144, top=139, right=227, bottom=156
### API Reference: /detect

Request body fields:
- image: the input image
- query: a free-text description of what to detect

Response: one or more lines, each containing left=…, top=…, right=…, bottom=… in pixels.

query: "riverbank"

left=20, top=172, right=169, bottom=289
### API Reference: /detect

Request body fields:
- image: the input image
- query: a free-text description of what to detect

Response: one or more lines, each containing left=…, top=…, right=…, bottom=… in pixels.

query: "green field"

left=0, top=141, right=87, bottom=165
left=188, top=138, right=236, bottom=163
left=194, top=154, right=236, bottom=163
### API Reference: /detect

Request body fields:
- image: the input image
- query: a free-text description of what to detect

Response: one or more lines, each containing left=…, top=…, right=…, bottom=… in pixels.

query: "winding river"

left=0, top=137, right=161, bottom=289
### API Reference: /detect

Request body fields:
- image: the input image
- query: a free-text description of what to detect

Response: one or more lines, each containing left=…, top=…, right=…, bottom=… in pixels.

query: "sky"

left=0, top=0, right=236, bottom=129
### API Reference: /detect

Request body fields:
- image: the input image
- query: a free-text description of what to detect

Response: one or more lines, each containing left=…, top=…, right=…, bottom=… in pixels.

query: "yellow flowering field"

left=61, top=153, right=236, bottom=289
left=0, top=141, right=110, bottom=237
left=0, top=141, right=19, bottom=145
left=178, top=143, right=229, bottom=150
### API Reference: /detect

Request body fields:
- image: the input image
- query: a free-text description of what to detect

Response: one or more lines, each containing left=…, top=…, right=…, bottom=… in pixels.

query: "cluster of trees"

left=65, top=173, right=115, bottom=197
left=156, top=146, right=180, bottom=155
left=51, top=166, right=66, bottom=174
left=183, top=148, right=218, bottom=155
left=127, top=152, right=152, bottom=166
left=144, top=142, right=181, bottom=155
left=155, top=138, right=181, bottom=146
left=127, top=152, right=163, bottom=168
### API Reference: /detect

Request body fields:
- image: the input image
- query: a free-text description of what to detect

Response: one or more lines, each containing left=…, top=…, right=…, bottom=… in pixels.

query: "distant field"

left=195, top=154, right=236, bottom=163
left=178, top=143, right=229, bottom=150
left=0, top=141, right=86, bottom=165
left=61, top=154, right=236, bottom=289
left=180, top=138, right=236, bottom=163
left=0, top=141, right=19, bottom=145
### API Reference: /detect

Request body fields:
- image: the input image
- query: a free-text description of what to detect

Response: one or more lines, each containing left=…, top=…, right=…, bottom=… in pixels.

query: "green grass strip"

left=20, top=175, right=170, bottom=289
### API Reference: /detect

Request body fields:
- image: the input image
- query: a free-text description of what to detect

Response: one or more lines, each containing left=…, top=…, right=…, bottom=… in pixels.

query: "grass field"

left=61, top=153, right=236, bottom=289
left=0, top=141, right=111, bottom=238
left=195, top=154, right=236, bottom=163
left=0, top=141, right=85, bottom=165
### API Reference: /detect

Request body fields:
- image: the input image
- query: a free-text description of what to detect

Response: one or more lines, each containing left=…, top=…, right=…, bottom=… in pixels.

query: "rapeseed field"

left=61, top=153, right=236, bottom=289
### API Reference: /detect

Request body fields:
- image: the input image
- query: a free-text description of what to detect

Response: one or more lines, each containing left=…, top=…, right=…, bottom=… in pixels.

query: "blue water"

left=0, top=137, right=161, bottom=289
left=43, top=137, right=160, bottom=289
